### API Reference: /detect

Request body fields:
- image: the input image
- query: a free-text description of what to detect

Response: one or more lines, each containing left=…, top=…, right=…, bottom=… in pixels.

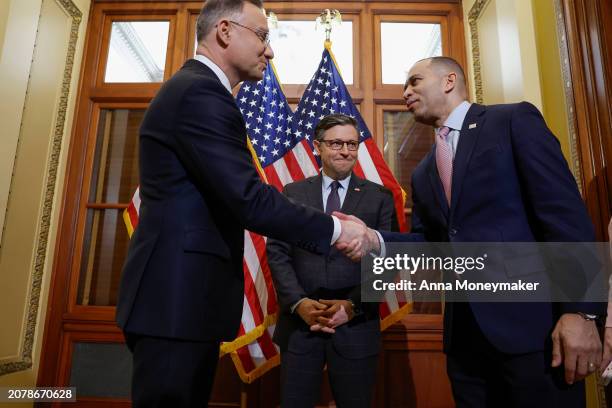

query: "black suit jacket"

left=381, top=102, right=604, bottom=354
left=116, top=59, right=334, bottom=342
left=267, top=174, right=397, bottom=358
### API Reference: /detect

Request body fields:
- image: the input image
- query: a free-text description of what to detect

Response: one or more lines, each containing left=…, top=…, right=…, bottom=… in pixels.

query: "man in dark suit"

left=115, top=1, right=367, bottom=406
left=266, top=114, right=397, bottom=408
left=337, top=57, right=603, bottom=407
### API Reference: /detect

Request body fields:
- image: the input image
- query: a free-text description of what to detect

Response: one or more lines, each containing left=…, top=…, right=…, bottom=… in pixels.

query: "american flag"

left=124, top=46, right=412, bottom=383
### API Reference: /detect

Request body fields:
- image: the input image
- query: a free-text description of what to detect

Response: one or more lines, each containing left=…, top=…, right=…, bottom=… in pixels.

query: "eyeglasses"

left=319, top=139, right=360, bottom=151
left=228, top=20, right=270, bottom=46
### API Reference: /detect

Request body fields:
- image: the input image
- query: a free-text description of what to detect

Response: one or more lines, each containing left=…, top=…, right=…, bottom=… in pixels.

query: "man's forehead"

left=327, top=125, right=359, bottom=140
left=409, top=60, right=429, bottom=76
left=404, top=60, right=430, bottom=87
left=242, top=3, right=268, bottom=27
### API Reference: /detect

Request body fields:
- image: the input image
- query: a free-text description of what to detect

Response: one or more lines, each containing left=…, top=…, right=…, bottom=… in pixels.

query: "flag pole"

left=316, top=9, right=343, bottom=77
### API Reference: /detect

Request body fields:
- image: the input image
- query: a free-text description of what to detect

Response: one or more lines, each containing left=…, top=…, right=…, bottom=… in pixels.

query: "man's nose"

left=403, top=86, right=412, bottom=100
left=264, top=44, right=274, bottom=60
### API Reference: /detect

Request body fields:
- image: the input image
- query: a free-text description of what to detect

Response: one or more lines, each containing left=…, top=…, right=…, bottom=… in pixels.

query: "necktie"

left=325, top=181, right=341, bottom=215
left=436, top=126, right=453, bottom=205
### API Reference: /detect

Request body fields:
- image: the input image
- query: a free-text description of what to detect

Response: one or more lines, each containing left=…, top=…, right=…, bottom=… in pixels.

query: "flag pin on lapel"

left=469, top=123, right=477, bottom=129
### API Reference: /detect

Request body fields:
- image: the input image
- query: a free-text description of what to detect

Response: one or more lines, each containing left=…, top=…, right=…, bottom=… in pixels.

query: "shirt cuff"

left=372, top=230, right=386, bottom=258
left=290, top=298, right=308, bottom=314
left=330, top=215, right=341, bottom=245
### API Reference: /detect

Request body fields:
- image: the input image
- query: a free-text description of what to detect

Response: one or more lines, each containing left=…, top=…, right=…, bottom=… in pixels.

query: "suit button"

left=449, top=228, right=457, bottom=236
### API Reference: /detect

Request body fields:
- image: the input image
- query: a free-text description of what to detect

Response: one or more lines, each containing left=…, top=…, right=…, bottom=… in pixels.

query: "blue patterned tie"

left=326, top=181, right=341, bottom=215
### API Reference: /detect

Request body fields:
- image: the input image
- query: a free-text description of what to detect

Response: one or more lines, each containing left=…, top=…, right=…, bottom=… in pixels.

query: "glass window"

left=78, top=209, right=130, bottom=306
left=380, top=22, right=442, bottom=84
left=382, top=110, right=433, bottom=209
left=89, top=109, right=142, bottom=204
left=269, top=20, right=353, bottom=84
left=77, top=108, right=143, bottom=306
left=105, top=21, right=170, bottom=83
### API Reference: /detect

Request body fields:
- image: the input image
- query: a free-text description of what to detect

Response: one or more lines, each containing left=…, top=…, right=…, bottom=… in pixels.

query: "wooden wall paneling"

left=562, top=0, right=612, bottom=239
left=187, top=9, right=199, bottom=66
left=170, top=6, right=190, bottom=74
left=375, top=315, right=452, bottom=408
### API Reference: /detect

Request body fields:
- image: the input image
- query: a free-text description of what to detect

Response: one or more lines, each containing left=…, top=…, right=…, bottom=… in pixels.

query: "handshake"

left=334, top=211, right=381, bottom=261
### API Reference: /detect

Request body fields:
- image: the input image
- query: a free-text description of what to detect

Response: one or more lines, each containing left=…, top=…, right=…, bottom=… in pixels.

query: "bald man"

left=338, top=56, right=603, bottom=407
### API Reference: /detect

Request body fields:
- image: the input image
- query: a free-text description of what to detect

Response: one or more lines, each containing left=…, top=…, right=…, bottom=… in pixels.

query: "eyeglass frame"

left=228, top=20, right=270, bottom=46
left=317, top=139, right=360, bottom=151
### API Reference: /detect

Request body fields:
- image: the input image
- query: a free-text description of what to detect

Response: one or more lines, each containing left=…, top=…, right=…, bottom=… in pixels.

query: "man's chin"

left=246, top=69, right=265, bottom=82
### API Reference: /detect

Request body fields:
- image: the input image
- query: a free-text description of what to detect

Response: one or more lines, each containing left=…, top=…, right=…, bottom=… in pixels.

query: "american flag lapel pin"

left=469, top=123, right=477, bottom=129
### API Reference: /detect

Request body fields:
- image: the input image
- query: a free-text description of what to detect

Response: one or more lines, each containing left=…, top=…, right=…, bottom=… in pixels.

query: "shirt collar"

left=442, top=100, right=471, bottom=132
left=193, top=54, right=232, bottom=93
left=322, top=171, right=351, bottom=191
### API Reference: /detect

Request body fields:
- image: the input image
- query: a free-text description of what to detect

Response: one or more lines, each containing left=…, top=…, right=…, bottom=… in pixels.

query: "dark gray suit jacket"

left=267, top=173, right=398, bottom=358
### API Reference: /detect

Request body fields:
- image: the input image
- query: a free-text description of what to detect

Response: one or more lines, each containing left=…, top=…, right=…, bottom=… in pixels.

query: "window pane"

left=269, top=20, right=353, bottom=84
left=380, top=23, right=442, bottom=84
left=105, top=21, right=169, bottom=83
left=382, top=111, right=433, bottom=211
left=89, top=109, right=142, bottom=204
left=77, top=209, right=129, bottom=306
left=383, top=110, right=441, bottom=313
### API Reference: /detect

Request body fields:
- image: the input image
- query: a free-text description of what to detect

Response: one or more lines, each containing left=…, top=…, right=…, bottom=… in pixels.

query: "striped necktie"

left=436, top=126, right=453, bottom=205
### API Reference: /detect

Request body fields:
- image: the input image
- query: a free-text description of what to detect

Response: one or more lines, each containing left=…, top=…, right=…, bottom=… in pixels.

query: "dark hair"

left=420, top=56, right=466, bottom=85
left=314, top=114, right=358, bottom=141
left=196, top=0, right=264, bottom=43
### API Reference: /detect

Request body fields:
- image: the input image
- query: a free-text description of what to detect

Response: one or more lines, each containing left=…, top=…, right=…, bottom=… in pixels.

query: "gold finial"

left=315, top=9, right=342, bottom=44
left=266, top=11, right=278, bottom=29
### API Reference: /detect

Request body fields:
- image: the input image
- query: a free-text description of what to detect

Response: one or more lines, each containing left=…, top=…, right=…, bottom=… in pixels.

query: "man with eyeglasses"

left=115, top=1, right=370, bottom=406
left=266, top=114, right=398, bottom=408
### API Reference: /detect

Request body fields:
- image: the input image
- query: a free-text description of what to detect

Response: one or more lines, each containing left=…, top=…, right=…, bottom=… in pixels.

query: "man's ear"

left=216, top=20, right=232, bottom=47
left=313, top=140, right=322, bottom=156
left=444, top=72, right=457, bottom=94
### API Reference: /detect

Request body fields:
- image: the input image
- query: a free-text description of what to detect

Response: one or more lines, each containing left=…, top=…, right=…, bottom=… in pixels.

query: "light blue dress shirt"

left=322, top=172, right=351, bottom=212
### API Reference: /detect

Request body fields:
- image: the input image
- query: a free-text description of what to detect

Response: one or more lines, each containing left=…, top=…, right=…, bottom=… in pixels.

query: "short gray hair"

left=196, top=0, right=263, bottom=43
left=314, top=114, right=358, bottom=141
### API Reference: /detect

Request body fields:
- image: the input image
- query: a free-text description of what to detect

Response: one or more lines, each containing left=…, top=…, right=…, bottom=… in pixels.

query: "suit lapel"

left=449, top=104, right=486, bottom=216
left=307, top=175, right=324, bottom=211
left=426, top=150, right=450, bottom=218
left=341, top=174, right=366, bottom=215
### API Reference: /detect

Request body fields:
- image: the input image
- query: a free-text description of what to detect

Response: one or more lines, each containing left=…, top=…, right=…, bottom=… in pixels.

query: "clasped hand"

left=296, top=298, right=355, bottom=333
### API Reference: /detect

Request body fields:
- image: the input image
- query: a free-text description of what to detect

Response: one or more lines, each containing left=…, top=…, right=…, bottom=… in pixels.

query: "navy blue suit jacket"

left=116, top=60, right=334, bottom=342
left=381, top=102, right=602, bottom=354
left=267, top=174, right=397, bottom=358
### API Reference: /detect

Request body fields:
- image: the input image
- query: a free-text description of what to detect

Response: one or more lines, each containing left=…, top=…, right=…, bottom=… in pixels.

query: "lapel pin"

left=354, top=188, right=361, bottom=192
left=468, top=123, right=477, bottom=129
